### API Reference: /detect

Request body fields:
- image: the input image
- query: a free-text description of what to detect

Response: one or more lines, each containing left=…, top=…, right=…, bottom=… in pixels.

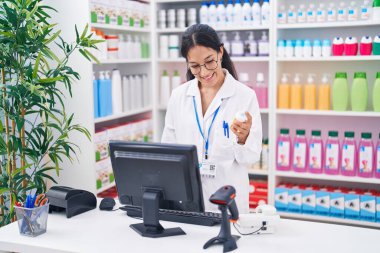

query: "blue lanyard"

left=192, top=96, right=220, bottom=160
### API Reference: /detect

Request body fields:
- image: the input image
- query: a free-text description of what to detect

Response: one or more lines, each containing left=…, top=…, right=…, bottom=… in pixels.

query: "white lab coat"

left=161, top=69, right=262, bottom=214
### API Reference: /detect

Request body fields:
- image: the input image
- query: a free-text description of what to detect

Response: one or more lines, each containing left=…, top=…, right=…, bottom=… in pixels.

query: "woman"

left=161, top=24, right=262, bottom=214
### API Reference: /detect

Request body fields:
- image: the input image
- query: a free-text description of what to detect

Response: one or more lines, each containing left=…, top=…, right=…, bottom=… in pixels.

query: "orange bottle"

left=278, top=73, right=290, bottom=109
left=304, top=74, right=317, bottom=110
left=290, top=74, right=303, bottom=109
left=318, top=74, right=331, bottom=110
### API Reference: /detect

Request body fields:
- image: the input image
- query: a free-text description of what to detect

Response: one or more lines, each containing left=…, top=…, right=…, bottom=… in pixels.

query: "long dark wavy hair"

left=180, top=24, right=238, bottom=81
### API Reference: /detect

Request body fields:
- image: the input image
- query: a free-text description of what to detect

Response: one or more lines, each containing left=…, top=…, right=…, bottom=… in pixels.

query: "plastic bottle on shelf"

left=261, top=0, right=270, bottom=26
left=220, top=32, right=231, bottom=54
left=262, top=139, right=269, bottom=170
left=285, top=40, right=294, bottom=58
left=126, top=34, right=133, bottom=59
left=231, top=32, right=244, bottom=56
left=133, top=35, right=142, bottom=59
left=337, top=2, right=347, bottom=21
left=293, top=129, right=308, bottom=173
left=351, top=72, right=368, bottom=112
left=233, top=0, right=243, bottom=27
left=332, top=72, right=349, bottom=111
left=142, top=74, right=150, bottom=107
left=360, top=0, right=372, bottom=20
left=258, top=31, right=269, bottom=56
left=327, top=3, right=337, bottom=22
left=167, top=9, right=176, bottom=28
left=158, top=9, right=166, bottom=29
left=308, top=130, right=324, bottom=174
left=176, top=9, right=186, bottom=29
left=251, top=0, right=261, bottom=26
left=216, top=0, right=226, bottom=28
left=171, top=70, right=181, bottom=90
left=255, top=73, right=268, bottom=108
left=200, top=2, right=208, bottom=24
left=104, top=71, right=113, bottom=116
left=242, top=0, right=252, bottom=27
left=208, top=1, right=217, bottom=27
left=294, top=40, right=303, bottom=58
left=129, top=75, right=137, bottom=110
left=332, top=37, right=344, bottom=56
left=277, top=5, right=287, bottom=24
left=160, top=70, right=171, bottom=107
left=226, top=0, right=234, bottom=26
left=297, top=4, right=306, bottom=23
left=375, top=133, right=380, bottom=178
left=239, top=72, right=254, bottom=90
left=360, top=36, right=373, bottom=56
left=312, top=40, right=322, bottom=57
left=287, top=5, right=296, bottom=24
left=303, top=39, right=312, bottom=57
left=318, top=74, right=331, bottom=110
left=93, top=72, right=99, bottom=118
left=324, top=131, right=340, bottom=175
left=290, top=74, right=302, bottom=109
left=306, top=4, right=316, bottom=23
left=358, top=132, right=374, bottom=178
left=344, top=36, right=358, bottom=56
left=277, top=128, right=292, bottom=171
left=316, top=4, right=326, bottom=22
left=245, top=32, right=258, bottom=56
left=347, top=1, right=358, bottom=21
left=169, top=35, right=179, bottom=59
left=277, top=40, right=285, bottom=57
left=304, top=74, right=317, bottom=110
left=341, top=131, right=357, bottom=177
left=374, top=36, right=380, bottom=55
left=373, top=72, right=380, bottom=112
left=122, top=75, right=131, bottom=111
left=111, top=69, right=123, bottom=115
left=277, top=73, right=290, bottom=109
left=187, top=8, right=197, bottom=26
left=322, top=39, right=331, bottom=57
left=135, top=74, right=143, bottom=108
left=117, top=34, right=126, bottom=59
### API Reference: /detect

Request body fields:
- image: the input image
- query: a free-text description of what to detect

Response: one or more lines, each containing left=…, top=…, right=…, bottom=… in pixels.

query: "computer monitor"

left=109, top=140, right=204, bottom=238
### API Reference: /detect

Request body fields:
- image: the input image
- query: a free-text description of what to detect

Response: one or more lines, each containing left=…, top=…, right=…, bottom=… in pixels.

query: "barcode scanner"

left=203, top=186, right=240, bottom=253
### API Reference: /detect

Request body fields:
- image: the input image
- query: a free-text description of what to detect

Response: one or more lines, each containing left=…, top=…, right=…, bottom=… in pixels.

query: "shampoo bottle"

left=293, top=129, right=308, bottom=172
left=332, top=72, right=349, bottom=111
left=341, top=131, right=357, bottom=177
left=308, top=130, right=324, bottom=174
left=111, top=69, right=123, bottom=115
left=278, top=73, right=290, bottom=109
left=324, top=131, right=340, bottom=175
left=318, top=74, right=331, bottom=110
left=358, top=132, right=374, bottom=178
left=373, top=72, right=380, bottom=112
left=304, top=74, right=317, bottom=110
left=231, top=32, right=244, bottom=56
left=290, top=74, right=302, bottom=109
left=351, top=72, right=368, bottom=112
left=277, top=128, right=292, bottom=171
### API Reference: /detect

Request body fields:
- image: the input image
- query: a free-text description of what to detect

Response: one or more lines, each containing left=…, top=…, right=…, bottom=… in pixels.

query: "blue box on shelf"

left=288, top=186, right=302, bottom=213
left=360, top=191, right=376, bottom=222
left=330, top=189, right=345, bottom=218
left=315, top=187, right=330, bottom=216
left=344, top=190, right=360, bottom=220
left=274, top=184, right=289, bottom=211
left=302, top=186, right=316, bottom=214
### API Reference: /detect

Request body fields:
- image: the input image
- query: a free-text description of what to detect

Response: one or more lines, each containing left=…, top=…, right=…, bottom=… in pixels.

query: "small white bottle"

left=167, top=9, right=176, bottom=28
left=307, top=4, right=316, bottom=23
left=126, top=34, right=133, bottom=59
left=294, top=40, right=303, bottom=58
left=287, top=5, right=296, bottom=24
left=122, top=75, right=131, bottom=111
left=285, top=40, right=294, bottom=58
left=347, top=1, right=358, bottom=21
left=313, top=39, right=322, bottom=57
left=261, top=0, right=270, bottom=26
left=135, top=74, right=143, bottom=108
left=129, top=75, right=137, bottom=110
left=337, top=2, right=347, bottom=21
left=111, top=69, right=123, bottom=115
left=208, top=1, right=217, bottom=27
left=220, top=32, right=231, bottom=54
left=200, top=1, right=209, bottom=24
left=258, top=31, right=269, bottom=56
left=142, top=74, right=150, bottom=107
left=245, top=31, right=257, bottom=56
left=327, top=3, right=337, bottom=22
left=233, top=0, right=243, bottom=27
left=226, top=0, right=234, bottom=26
left=171, top=70, right=181, bottom=90
left=361, top=0, right=372, bottom=20
left=303, top=39, right=312, bottom=57
left=216, top=0, right=226, bottom=28
left=322, top=40, right=332, bottom=57
left=251, top=0, right=261, bottom=26
left=117, top=34, right=127, bottom=59
left=158, top=9, right=166, bottom=29
left=160, top=70, right=171, bottom=107
left=316, top=4, right=326, bottom=23
left=242, top=0, right=252, bottom=27
left=277, top=5, right=287, bottom=24
left=297, top=4, right=306, bottom=23
left=134, top=35, right=141, bottom=59
left=277, top=40, right=286, bottom=58
left=231, top=32, right=244, bottom=56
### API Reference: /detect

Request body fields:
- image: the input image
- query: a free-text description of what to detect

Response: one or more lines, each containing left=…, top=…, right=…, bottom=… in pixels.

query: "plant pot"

left=14, top=204, right=49, bottom=237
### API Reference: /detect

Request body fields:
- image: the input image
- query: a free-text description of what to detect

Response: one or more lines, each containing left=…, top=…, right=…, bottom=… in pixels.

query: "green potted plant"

left=0, top=0, right=101, bottom=226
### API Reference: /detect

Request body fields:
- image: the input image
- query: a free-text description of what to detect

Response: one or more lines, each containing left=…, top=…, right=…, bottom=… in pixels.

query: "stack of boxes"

left=249, top=180, right=268, bottom=209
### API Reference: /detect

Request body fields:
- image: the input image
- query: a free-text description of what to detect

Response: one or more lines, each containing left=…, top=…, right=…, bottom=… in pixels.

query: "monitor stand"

left=130, top=189, right=186, bottom=238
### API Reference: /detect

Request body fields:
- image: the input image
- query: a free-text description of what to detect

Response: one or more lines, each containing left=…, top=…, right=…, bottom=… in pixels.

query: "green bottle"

left=373, top=72, right=380, bottom=112
left=351, top=72, right=368, bottom=112
left=332, top=72, right=349, bottom=111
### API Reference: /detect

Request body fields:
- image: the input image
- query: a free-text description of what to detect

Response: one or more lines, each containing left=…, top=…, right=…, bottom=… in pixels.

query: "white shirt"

left=161, top=69, right=262, bottom=213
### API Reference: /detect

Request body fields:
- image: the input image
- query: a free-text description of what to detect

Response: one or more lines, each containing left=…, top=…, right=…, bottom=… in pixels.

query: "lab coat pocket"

left=211, top=127, right=235, bottom=161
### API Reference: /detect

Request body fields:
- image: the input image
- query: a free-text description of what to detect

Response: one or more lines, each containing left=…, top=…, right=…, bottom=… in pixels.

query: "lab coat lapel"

left=186, top=78, right=204, bottom=130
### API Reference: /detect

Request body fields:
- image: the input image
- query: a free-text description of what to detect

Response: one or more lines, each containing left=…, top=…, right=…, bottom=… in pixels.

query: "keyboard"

left=120, top=205, right=222, bottom=227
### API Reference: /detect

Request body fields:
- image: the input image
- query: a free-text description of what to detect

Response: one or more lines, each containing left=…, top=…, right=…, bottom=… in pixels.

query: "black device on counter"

left=46, top=186, right=97, bottom=218
left=109, top=141, right=204, bottom=238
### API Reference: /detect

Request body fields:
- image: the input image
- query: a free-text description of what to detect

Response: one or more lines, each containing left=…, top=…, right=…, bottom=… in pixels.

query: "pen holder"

left=15, top=203, right=49, bottom=237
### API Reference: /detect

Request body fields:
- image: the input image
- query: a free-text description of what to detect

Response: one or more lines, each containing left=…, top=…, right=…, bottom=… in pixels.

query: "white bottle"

left=337, top=2, right=347, bottom=21
left=135, top=74, right=143, bottom=108
left=208, top=1, right=217, bottom=27
left=261, top=0, right=270, bottom=26
left=285, top=40, right=294, bottom=58
left=158, top=9, right=166, bottom=29
left=122, top=75, right=131, bottom=111
left=327, top=3, right=337, bottom=22
left=322, top=39, right=332, bottom=57
left=111, top=69, right=122, bottom=115
left=294, top=40, right=303, bottom=58
left=200, top=1, right=209, bottom=24
left=231, top=32, right=244, bottom=56
left=126, top=34, right=133, bottom=59
left=312, top=40, right=322, bottom=57
left=118, top=34, right=127, bottom=59
left=258, top=31, right=269, bottom=56
left=134, top=35, right=141, bottom=59
left=277, top=5, right=287, bottom=24
left=220, top=32, right=231, bottom=54
left=307, top=4, right=316, bottom=23
left=242, top=0, right=252, bottom=27
left=167, top=9, right=176, bottom=28
left=347, top=1, right=358, bottom=21
left=171, top=70, right=181, bottom=90
left=233, top=0, right=243, bottom=27
left=245, top=31, right=257, bottom=56
left=160, top=70, right=171, bottom=107
left=251, top=0, right=261, bottom=26
left=316, top=4, right=326, bottom=22
left=226, top=0, right=234, bottom=26
left=288, top=5, right=296, bottom=24
left=297, top=4, right=306, bottom=23
left=142, top=74, right=150, bottom=107
left=303, top=39, right=312, bottom=57
left=277, top=40, right=286, bottom=58
left=129, top=75, right=136, bottom=110
left=216, top=0, right=226, bottom=28
left=361, top=0, right=372, bottom=20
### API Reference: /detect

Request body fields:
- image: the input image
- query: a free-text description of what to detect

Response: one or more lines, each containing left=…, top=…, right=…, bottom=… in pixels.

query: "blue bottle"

left=98, top=71, right=113, bottom=117
left=93, top=72, right=99, bottom=118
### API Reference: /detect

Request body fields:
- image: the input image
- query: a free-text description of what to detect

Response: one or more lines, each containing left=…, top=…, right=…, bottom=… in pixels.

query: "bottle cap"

left=345, top=36, right=358, bottom=44
left=374, top=36, right=380, bottom=43
left=296, top=129, right=305, bottom=135
left=277, top=40, right=285, bottom=47
left=286, top=40, right=293, bottom=47
left=281, top=73, right=289, bottom=83
left=239, top=72, right=249, bottom=82
left=354, top=72, right=366, bottom=79
left=361, top=132, right=372, bottom=139
left=303, top=39, right=311, bottom=47
left=163, top=70, right=168, bottom=76
left=376, top=72, right=380, bottom=79
left=307, top=74, right=315, bottom=84
left=257, top=73, right=265, bottom=82
left=295, top=40, right=303, bottom=47
left=313, top=40, right=321, bottom=47
left=321, top=74, right=330, bottom=84
left=333, top=37, right=344, bottom=45
left=328, top=131, right=338, bottom=137
left=280, top=128, right=289, bottom=134
left=263, top=139, right=269, bottom=145
left=311, top=130, right=321, bottom=136
left=322, top=40, right=331, bottom=47
left=373, top=0, right=380, bottom=7
left=335, top=72, right=347, bottom=78
left=173, top=70, right=179, bottom=76
left=344, top=131, right=355, bottom=138
left=361, top=36, right=372, bottom=43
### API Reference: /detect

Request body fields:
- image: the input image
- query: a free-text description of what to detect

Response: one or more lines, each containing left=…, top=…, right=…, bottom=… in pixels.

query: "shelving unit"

left=94, top=107, right=153, bottom=124
left=276, top=109, right=380, bottom=117
left=91, top=23, right=150, bottom=33
left=277, top=56, right=380, bottom=62
left=96, top=59, right=152, bottom=64
left=277, top=20, right=380, bottom=29
left=158, top=57, right=270, bottom=63
left=156, top=26, right=270, bottom=33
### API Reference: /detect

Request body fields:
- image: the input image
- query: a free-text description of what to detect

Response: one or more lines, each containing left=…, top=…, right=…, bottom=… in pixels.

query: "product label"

left=359, top=146, right=373, bottom=173
left=309, top=143, right=322, bottom=169
left=288, top=12, right=294, bottom=17
left=277, top=141, right=290, bottom=167
left=278, top=13, right=283, bottom=18
left=342, top=144, right=355, bottom=171
left=376, top=146, right=380, bottom=173
left=293, top=142, right=306, bottom=168
left=325, top=144, right=339, bottom=170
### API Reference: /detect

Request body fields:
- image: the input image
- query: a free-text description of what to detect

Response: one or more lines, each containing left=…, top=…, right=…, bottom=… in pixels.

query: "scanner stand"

left=203, top=205, right=240, bottom=253
left=130, top=189, right=185, bottom=238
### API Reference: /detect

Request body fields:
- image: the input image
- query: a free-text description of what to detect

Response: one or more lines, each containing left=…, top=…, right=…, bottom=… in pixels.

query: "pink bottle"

left=344, top=36, right=358, bottom=56
left=324, top=131, right=340, bottom=175
left=277, top=128, right=292, bottom=171
left=255, top=73, right=268, bottom=109
left=341, top=131, right=357, bottom=177
left=360, top=36, right=373, bottom=56
left=308, top=130, right=324, bottom=174
left=332, top=37, right=344, bottom=56
left=375, top=133, right=380, bottom=179
left=358, top=132, right=374, bottom=178
left=292, top=129, right=308, bottom=173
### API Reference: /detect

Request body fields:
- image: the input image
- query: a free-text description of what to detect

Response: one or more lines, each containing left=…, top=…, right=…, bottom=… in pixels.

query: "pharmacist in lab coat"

left=162, top=24, right=262, bottom=214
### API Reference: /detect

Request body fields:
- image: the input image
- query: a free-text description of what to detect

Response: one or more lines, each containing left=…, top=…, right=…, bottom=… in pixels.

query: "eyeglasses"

left=188, top=54, right=219, bottom=75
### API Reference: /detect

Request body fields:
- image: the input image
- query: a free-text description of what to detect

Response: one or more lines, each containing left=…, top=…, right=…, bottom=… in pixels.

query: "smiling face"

left=187, top=45, right=225, bottom=89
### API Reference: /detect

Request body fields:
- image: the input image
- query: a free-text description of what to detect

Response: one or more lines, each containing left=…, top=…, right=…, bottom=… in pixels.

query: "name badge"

left=200, top=160, right=217, bottom=178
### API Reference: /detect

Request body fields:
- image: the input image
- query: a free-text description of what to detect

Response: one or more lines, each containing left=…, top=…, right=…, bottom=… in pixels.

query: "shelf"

left=248, top=169, right=268, bottom=176
left=276, top=109, right=380, bottom=117
left=91, top=23, right=150, bottom=33
left=158, top=56, right=270, bottom=63
left=156, top=26, right=270, bottom=33
left=94, top=107, right=153, bottom=124
left=277, top=56, right=380, bottom=62
left=277, top=20, right=380, bottom=29
left=278, top=212, right=380, bottom=229
left=96, top=181, right=116, bottom=195
left=156, top=0, right=198, bottom=2
left=95, top=59, right=152, bottom=64
left=275, top=171, right=380, bottom=184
